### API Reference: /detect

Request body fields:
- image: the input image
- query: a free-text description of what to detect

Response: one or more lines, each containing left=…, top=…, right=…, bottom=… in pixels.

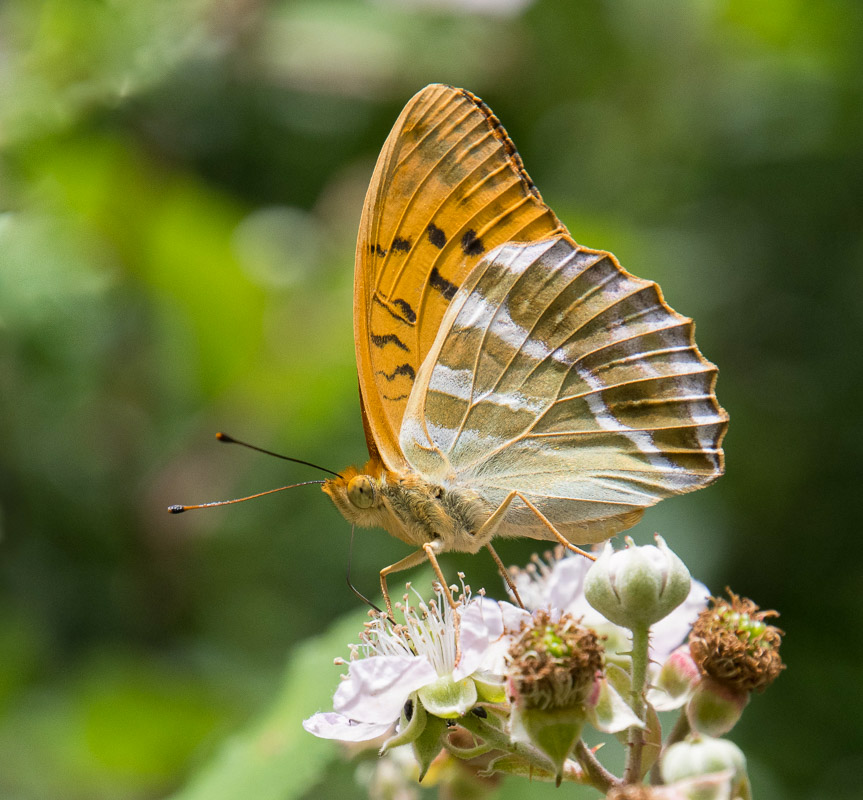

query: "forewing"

left=355, top=84, right=566, bottom=469
left=400, top=235, right=728, bottom=543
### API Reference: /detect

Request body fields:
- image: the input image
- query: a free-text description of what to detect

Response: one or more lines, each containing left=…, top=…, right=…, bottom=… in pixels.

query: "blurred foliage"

left=1, top=0, right=861, bottom=798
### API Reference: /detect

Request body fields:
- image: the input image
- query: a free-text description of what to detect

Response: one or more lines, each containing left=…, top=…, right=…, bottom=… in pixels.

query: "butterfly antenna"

left=216, top=432, right=341, bottom=477
left=346, top=524, right=393, bottom=622
left=168, top=481, right=324, bottom=514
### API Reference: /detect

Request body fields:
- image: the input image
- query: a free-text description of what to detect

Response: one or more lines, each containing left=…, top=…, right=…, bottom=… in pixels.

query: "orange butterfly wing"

left=355, top=84, right=568, bottom=470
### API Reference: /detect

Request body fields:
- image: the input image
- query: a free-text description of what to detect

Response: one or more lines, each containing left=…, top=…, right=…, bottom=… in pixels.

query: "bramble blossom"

left=303, top=584, right=529, bottom=742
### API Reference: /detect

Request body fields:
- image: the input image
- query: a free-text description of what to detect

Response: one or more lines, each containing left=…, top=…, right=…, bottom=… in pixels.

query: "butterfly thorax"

left=322, top=460, right=492, bottom=554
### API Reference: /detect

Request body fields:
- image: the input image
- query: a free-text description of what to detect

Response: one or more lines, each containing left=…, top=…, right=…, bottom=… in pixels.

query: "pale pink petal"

left=651, top=580, right=710, bottom=662
left=302, top=711, right=393, bottom=742
left=456, top=599, right=531, bottom=679
left=545, top=556, right=592, bottom=611
left=454, top=598, right=530, bottom=680
left=499, top=600, right=532, bottom=632
left=333, top=655, right=437, bottom=724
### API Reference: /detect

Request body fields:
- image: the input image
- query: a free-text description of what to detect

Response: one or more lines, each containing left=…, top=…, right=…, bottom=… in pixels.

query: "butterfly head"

left=322, top=463, right=386, bottom=528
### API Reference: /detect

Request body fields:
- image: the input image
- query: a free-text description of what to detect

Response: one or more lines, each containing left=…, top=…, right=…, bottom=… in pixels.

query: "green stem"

left=457, top=714, right=603, bottom=789
left=457, top=713, right=556, bottom=775
left=574, top=740, right=619, bottom=794
left=624, top=622, right=650, bottom=784
left=650, top=712, right=690, bottom=785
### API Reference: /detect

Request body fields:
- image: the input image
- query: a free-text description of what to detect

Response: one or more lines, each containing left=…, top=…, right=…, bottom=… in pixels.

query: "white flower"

left=303, top=585, right=529, bottom=742
left=510, top=549, right=710, bottom=665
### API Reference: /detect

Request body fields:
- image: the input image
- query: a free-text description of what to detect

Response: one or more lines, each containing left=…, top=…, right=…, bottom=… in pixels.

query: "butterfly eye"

left=347, top=475, right=376, bottom=509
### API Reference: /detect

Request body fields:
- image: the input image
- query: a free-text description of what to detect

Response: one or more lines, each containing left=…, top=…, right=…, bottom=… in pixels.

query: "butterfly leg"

left=420, top=540, right=464, bottom=665
left=472, top=491, right=526, bottom=608
left=515, top=492, right=596, bottom=562
left=379, top=548, right=430, bottom=620
left=485, top=543, right=525, bottom=609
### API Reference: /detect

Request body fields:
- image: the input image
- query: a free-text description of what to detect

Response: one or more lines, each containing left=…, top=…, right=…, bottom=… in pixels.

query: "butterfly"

left=322, top=84, right=727, bottom=616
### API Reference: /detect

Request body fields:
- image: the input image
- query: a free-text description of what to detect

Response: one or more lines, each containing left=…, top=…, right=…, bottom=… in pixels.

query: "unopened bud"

left=661, top=736, right=748, bottom=798
left=585, top=536, right=691, bottom=629
left=648, top=645, right=702, bottom=712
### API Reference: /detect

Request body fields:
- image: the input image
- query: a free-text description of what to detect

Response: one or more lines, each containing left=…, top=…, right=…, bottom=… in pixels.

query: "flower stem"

left=650, top=712, right=690, bottom=785
left=624, top=622, right=650, bottom=784
left=574, top=740, right=619, bottom=794
left=457, top=713, right=589, bottom=783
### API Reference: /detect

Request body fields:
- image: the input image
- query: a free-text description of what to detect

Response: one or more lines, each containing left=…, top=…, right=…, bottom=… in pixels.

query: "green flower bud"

left=687, top=678, right=749, bottom=737
left=662, top=736, right=749, bottom=798
left=585, top=536, right=691, bottom=629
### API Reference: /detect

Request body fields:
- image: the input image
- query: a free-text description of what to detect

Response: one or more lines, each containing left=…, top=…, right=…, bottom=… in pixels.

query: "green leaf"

left=169, top=610, right=367, bottom=800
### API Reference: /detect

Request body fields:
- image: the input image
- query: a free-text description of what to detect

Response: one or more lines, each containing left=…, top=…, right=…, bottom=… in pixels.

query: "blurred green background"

left=1, top=0, right=861, bottom=798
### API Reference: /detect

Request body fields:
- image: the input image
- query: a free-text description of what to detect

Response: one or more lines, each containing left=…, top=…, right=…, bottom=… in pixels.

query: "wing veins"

left=376, top=106, right=480, bottom=294
left=393, top=102, right=473, bottom=172
left=445, top=241, right=558, bottom=452
left=522, top=419, right=725, bottom=438
left=474, top=244, right=598, bottom=405
left=549, top=368, right=716, bottom=407
left=412, top=155, right=522, bottom=327
left=482, top=486, right=647, bottom=507
left=450, top=321, right=707, bottom=474
left=415, top=181, right=550, bottom=337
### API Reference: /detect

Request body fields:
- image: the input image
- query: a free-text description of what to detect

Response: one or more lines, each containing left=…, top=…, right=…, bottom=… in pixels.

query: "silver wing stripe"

left=399, top=235, right=727, bottom=532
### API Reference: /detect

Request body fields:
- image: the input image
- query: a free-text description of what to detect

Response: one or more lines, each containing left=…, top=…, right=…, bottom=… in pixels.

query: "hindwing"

left=400, top=236, right=728, bottom=543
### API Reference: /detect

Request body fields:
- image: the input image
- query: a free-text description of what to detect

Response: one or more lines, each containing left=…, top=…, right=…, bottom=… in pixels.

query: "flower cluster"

left=304, top=538, right=782, bottom=799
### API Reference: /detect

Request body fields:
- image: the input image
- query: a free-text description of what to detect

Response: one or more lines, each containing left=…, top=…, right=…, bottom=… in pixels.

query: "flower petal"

left=455, top=598, right=530, bottom=680
left=302, top=712, right=393, bottom=742
left=545, top=555, right=592, bottom=611
left=651, top=580, right=710, bottom=662
left=334, top=655, right=437, bottom=724
left=588, top=676, right=644, bottom=733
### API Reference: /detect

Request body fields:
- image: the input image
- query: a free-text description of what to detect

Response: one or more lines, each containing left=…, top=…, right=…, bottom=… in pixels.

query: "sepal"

left=588, top=674, right=643, bottom=734
left=686, top=678, right=749, bottom=737
left=510, top=704, right=587, bottom=785
left=380, top=696, right=426, bottom=752
left=481, top=753, right=586, bottom=784
left=417, top=674, right=478, bottom=719
left=473, top=670, right=507, bottom=704
left=411, top=713, right=448, bottom=782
